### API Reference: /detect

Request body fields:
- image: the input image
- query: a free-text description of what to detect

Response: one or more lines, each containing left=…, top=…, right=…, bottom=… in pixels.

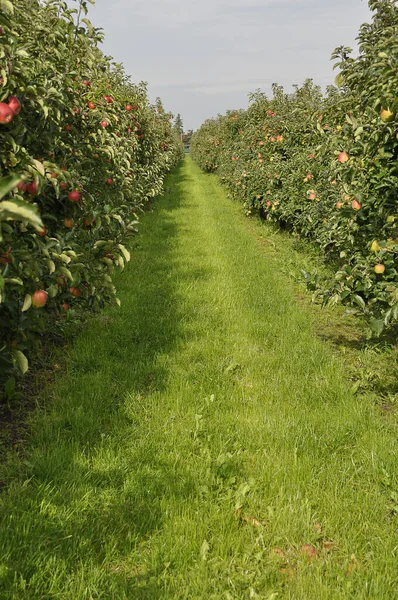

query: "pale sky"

left=79, top=0, right=372, bottom=130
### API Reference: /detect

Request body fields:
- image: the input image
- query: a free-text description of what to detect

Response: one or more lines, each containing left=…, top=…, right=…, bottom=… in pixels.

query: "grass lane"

left=0, top=156, right=398, bottom=599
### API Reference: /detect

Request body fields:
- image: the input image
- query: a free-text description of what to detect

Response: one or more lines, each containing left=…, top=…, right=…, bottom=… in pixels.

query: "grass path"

left=1, top=157, right=398, bottom=598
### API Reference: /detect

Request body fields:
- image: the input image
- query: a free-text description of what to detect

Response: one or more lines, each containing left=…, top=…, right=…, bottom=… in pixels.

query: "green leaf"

left=0, top=174, right=22, bottom=200
left=12, top=349, right=29, bottom=375
left=21, top=294, right=32, bottom=312
left=370, top=319, right=385, bottom=337
left=0, top=0, right=14, bottom=14
left=4, top=376, right=16, bottom=397
left=334, top=72, right=345, bottom=88
left=118, top=243, right=130, bottom=262
left=353, top=294, right=366, bottom=311
left=32, top=159, right=45, bottom=176
left=0, top=198, right=43, bottom=230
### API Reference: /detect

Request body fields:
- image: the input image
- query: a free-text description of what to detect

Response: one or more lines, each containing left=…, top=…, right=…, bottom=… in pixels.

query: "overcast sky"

left=81, top=0, right=372, bottom=131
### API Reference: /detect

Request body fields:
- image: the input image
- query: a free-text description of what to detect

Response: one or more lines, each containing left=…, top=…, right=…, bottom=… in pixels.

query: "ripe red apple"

left=87, top=101, right=95, bottom=109
left=82, top=80, right=91, bottom=87
left=100, top=120, right=109, bottom=128
left=336, top=201, right=343, bottom=209
left=126, top=105, right=132, bottom=111
left=17, top=181, right=27, bottom=192
left=64, top=218, right=74, bottom=228
left=338, top=151, right=349, bottom=163
left=64, top=124, right=72, bottom=131
left=309, top=193, right=317, bottom=200
left=69, top=287, right=81, bottom=297
left=32, top=290, right=48, bottom=308
left=62, top=303, right=69, bottom=312
left=106, top=178, right=113, bottom=185
left=27, top=181, right=38, bottom=195
left=60, top=181, right=68, bottom=190
left=8, top=96, right=21, bottom=115
left=374, top=263, right=385, bottom=274
left=68, top=191, right=81, bottom=202
left=351, top=199, right=361, bottom=210
left=0, top=102, right=14, bottom=124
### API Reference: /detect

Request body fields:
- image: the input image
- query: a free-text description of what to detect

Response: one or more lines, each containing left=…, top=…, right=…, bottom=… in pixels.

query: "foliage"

left=191, top=0, right=398, bottom=335
left=0, top=0, right=183, bottom=383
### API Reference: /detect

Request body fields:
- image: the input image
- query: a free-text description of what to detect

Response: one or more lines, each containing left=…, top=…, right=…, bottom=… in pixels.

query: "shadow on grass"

left=0, top=161, right=202, bottom=597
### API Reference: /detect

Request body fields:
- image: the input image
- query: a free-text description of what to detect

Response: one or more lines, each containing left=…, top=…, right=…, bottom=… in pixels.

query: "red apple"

left=64, top=124, right=72, bottom=131
left=27, top=181, right=38, bottom=195
left=60, top=181, right=68, bottom=190
left=351, top=199, right=361, bottom=210
left=100, top=120, right=109, bottom=128
left=338, top=151, right=349, bottom=163
left=82, top=80, right=91, bottom=87
left=126, top=105, right=132, bottom=111
left=62, top=303, right=69, bottom=311
left=17, top=181, right=27, bottom=192
left=0, top=102, right=14, bottom=124
left=69, top=287, right=81, bottom=297
left=64, top=218, right=74, bottom=228
left=106, top=178, right=113, bottom=185
left=32, top=290, right=48, bottom=308
left=87, top=101, right=95, bottom=109
left=336, top=201, right=343, bottom=209
left=68, top=191, right=81, bottom=202
left=8, top=96, right=21, bottom=115
left=37, top=227, right=47, bottom=236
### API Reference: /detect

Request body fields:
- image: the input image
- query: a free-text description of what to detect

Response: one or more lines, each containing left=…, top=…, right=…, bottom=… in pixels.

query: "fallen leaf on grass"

left=271, top=547, right=286, bottom=560
left=345, top=553, right=360, bottom=576
left=313, top=520, right=322, bottom=533
left=234, top=505, right=262, bottom=527
left=300, top=545, right=318, bottom=560
left=241, top=514, right=262, bottom=527
left=322, top=541, right=334, bottom=550
left=280, top=567, right=295, bottom=579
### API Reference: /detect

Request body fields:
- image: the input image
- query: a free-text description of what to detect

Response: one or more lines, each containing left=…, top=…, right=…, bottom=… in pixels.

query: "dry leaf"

left=271, top=547, right=285, bottom=558
left=300, top=545, right=317, bottom=560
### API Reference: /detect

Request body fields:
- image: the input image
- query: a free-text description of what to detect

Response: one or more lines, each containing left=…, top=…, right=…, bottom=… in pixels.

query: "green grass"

left=1, top=156, right=398, bottom=599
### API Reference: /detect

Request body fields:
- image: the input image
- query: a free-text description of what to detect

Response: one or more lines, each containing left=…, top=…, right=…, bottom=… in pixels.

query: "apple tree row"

left=0, top=0, right=183, bottom=386
left=191, top=0, right=398, bottom=336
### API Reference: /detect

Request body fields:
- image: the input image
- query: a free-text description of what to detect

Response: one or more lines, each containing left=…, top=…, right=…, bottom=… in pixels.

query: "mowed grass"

left=1, top=156, right=398, bottom=599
